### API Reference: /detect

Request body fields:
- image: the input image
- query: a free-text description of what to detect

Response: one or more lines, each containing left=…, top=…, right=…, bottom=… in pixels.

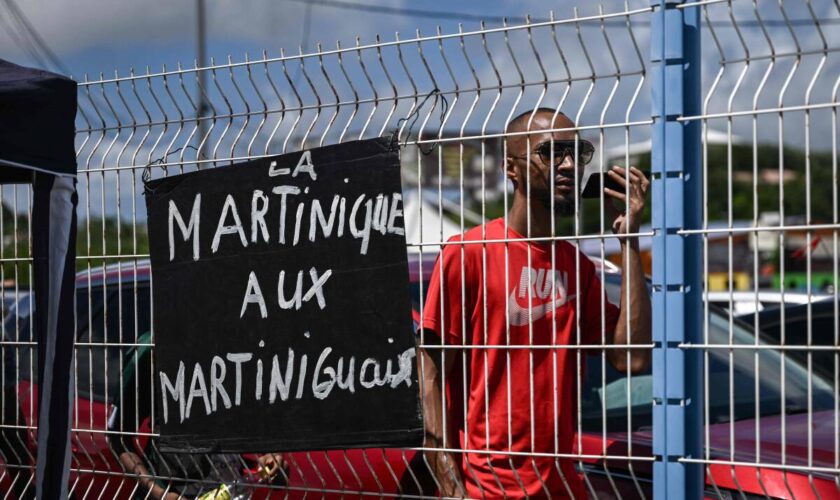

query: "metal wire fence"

left=686, top=1, right=840, bottom=498
left=0, top=0, right=838, bottom=498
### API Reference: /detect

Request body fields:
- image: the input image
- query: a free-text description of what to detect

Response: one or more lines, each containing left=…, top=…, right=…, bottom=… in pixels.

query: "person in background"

left=419, top=108, right=652, bottom=498
left=108, top=331, right=286, bottom=499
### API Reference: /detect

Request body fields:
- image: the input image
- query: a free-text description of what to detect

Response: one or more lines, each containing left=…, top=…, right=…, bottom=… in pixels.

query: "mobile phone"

left=581, top=170, right=651, bottom=199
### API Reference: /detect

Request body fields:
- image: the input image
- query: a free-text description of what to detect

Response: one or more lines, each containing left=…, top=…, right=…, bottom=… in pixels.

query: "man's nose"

left=557, top=153, right=576, bottom=174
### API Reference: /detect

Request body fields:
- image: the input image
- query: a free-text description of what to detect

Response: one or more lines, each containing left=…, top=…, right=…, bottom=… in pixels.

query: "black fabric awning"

left=0, top=58, right=77, bottom=181
left=0, top=59, right=78, bottom=500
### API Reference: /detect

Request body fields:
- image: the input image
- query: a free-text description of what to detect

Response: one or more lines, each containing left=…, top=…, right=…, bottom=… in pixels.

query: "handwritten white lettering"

left=211, top=194, right=248, bottom=253
left=158, top=345, right=416, bottom=422
left=241, top=271, right=268, bottom=319
left=168, top=194, right=201, bottom=262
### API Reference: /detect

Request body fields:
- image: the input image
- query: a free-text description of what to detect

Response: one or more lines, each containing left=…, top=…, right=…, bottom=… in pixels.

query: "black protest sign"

left=144, top=137, right=423, bottom=453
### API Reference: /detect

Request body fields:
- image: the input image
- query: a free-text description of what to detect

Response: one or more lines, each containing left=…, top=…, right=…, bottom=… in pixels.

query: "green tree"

left=75, top=217, right=150, bottom=271
left=1, top=203, right=31, bottom=287
left=2, top=208, right=149, bottom=287
left=474, top=144, right=835, bottom=237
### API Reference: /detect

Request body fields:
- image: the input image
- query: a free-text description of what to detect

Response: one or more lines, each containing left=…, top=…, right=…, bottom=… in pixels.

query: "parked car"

left=1, top=290, right=27, bottom=322
left=0, top=262, right=156, bottom=498
left=739, top=298, right=838, bottom=379
left=0, top=255, right=438, bottom=499
left=705, top=290, right=832, bottom=316
left=0, top=255, right=836, bottom=499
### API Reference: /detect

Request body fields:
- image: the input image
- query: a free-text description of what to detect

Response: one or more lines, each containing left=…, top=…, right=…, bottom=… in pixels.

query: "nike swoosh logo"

left=508, top=291, right=576, bottom=326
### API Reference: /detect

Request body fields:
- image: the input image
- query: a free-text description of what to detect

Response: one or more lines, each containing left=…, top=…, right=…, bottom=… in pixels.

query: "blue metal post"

left=651, top=1, right=702, bottom=499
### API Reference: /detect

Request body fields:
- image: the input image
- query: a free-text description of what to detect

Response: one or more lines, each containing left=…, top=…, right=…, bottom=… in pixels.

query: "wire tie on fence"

left=391, top=88, right=448, bottom=156
left=141, top=145, right=200, bottom=193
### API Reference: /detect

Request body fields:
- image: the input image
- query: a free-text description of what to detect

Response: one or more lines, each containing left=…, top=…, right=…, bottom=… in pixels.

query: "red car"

left=1, top=256, right=836, bottom=498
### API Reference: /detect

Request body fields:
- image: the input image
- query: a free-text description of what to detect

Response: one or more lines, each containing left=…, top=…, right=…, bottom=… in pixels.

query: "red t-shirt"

left=421, top=218, right=619, bottom=499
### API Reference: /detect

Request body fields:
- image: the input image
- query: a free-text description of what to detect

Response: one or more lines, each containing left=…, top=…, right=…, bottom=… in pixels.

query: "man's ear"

left=504, top=158, right=520, bottom=190
left=504, top=157, right=517, bottom=183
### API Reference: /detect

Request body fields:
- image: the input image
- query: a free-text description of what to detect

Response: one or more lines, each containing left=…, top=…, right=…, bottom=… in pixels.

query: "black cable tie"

left=142, top=145, right=200, bottom=194
left=390, top=88, right=448, bottom=156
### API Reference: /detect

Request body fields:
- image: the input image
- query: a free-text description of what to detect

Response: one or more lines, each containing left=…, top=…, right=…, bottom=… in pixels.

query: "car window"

left=2, top=293, right=33, bottom=344
left=2, top=289, right=104, bottom=387
left=1, top=296, right=13, bottom=320
left=708, top=299, right=726, bottom=310
left=75, top=284, right=151, bottom=402
left=102, top=285, right=152, bottom=344
left=409, top=281, right=426, bottom=314
left=581, top=304, right=836, bottom=433
left=2, top=293, right=34, bottom=387
left=812, top=314, right=838, bottom=335
left=754, top=310, right=838, bottom=379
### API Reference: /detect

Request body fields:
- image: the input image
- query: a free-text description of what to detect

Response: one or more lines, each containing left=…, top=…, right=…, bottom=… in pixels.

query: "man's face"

left=506, top=112, right=586, bottom=215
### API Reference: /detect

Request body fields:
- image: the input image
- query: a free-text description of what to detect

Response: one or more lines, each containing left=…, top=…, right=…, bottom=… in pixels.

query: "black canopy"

left=0, top=58, right=77, bottom=500
left=0, top=58, right=77, bottom=180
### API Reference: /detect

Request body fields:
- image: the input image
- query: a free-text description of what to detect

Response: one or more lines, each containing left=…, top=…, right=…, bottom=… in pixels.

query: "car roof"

left=705, top=290, right=833, bottom=304
left=74, top=259, right=151, bottom=288
left=72, top=250, right=623, bottom=288
left=741, top=298, right=838, bottom=328
left=407, top=251, right=439, bottom=284
left=77, top=253, right=439, bottom=288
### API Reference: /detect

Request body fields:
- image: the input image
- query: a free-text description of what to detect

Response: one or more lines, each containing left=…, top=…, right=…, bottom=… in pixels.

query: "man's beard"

left=540, top=190, right=575, bottom=216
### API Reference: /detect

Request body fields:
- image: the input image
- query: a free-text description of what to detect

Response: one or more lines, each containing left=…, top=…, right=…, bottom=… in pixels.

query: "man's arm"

left=604, top=165, right=652, bottom=373
left=111, top=336, right=180, bottom=499
left=608, top=238, right=652, bottom=372
left=118, top=451, right=181, bottom=500
left=418, top=333, right=466, bottom=498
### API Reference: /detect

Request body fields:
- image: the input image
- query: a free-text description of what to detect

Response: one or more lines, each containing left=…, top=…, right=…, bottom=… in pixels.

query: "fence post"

left=651, top=1, right=702, bottom=499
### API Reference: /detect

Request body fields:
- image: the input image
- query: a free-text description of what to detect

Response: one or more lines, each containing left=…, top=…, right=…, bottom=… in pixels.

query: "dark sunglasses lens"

left=579, top=144, right=594, bottom=165
left=539, top=141, right=594, bottom=165
left=537, top=143, right=557, bottom=164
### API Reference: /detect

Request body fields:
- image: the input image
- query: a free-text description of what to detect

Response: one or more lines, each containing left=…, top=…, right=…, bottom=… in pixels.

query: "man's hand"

left=604, top=165, right=649, bottom=235
left=601, top=165, right=652, bottom=374
left=256, top=453, right=286, bottom=482
left=118, top=451, right=181, bottom=500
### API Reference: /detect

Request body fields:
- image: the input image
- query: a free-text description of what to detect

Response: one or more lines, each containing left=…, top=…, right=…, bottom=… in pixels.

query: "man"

left=109, top=331, right=286, bottom=499
left=419, top=108, right=651, bottom=498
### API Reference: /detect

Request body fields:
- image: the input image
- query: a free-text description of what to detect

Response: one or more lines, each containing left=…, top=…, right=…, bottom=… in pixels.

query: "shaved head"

left=504, top=109, right=575, bottom=160
left=505, top=107, right=565, bottom=136
left=503, top=108, right=581, bottom=215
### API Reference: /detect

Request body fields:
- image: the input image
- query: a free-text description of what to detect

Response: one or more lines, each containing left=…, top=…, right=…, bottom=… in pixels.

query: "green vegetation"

left=1, top=202, right=30, bottom=286
left=2, top=143, right=834, bottom=287
left=647, top=144, right=835, bottom=225
left=1, top=203, right=149, bottom=287
left=475, top=144, right=836, bottom=236
left=76, top=216, right=150, bottom=265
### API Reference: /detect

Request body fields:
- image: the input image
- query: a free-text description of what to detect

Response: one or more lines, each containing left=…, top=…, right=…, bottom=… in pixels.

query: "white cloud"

left=1, top=0, right=413, bottom=63
left=5, top=0, right=839, bottom=223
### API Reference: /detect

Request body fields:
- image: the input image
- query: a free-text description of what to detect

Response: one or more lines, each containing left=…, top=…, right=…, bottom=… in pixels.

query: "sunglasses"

left=513, top=140, right=595, bottom=166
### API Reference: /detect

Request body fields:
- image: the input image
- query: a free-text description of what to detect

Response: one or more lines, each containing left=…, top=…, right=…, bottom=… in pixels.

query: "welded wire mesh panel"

left=2, top=6, right=660, bottom=498
left=679, top=0, right=840, bottom=498
left=0, top=184, right=35, bottom=499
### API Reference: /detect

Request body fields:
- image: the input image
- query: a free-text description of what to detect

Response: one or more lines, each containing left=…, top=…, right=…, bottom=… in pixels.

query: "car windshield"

left=2, top=294, right=21, bottom=320
left=582, top=277, right=836, bottom=432
left=2, top=292, right=35, bottom=386
left=2, top=293, right=33, bottom=341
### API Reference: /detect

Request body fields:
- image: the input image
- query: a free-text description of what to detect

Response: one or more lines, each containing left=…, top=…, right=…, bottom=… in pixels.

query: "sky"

left=4, top=0, right=838, bottom=145
left=3, top=0, right=573, bottom=77
left=2, top=0, right=839, bottom=220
